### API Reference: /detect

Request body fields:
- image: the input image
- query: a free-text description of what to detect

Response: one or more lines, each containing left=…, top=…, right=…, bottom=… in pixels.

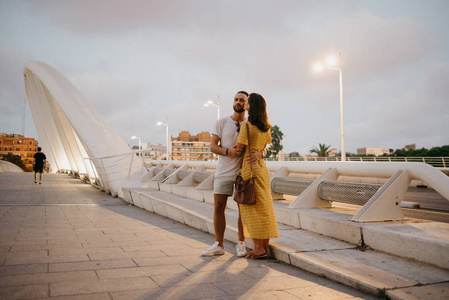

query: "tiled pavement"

left=0, top=173, right=378, bottom=299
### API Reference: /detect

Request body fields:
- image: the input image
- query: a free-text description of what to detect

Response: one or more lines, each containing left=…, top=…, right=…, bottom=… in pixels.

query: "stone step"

left=122, top=187, right=449, bottom=299
left=143, top=182, right=449, bottom=270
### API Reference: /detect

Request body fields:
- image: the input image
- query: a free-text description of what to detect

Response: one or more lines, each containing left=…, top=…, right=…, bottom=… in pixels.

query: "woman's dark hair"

left=248, top=93, right=271, bottom=132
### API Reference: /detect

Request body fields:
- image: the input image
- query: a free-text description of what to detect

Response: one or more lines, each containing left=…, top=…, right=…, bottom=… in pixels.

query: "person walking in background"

left=235, top=93, right=279, bottom=259
left=33, top=147, right=46, bottom=185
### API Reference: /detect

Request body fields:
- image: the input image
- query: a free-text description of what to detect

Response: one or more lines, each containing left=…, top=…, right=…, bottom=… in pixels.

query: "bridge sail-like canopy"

left=24, top=61, right=134, bottom=196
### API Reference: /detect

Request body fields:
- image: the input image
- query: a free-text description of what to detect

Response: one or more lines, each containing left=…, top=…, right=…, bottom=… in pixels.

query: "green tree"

left=310, top=143, right=334, bottom=157
left=0, top=153, right=27, bottom=171
left=336, top=151, right=356, bottom=157
left=289, top=151, right=301, bottom=158
left=267, top=125, right=284, bottom=158
left=385, top=145, right=449, bottom=157
left=288, top=151, right=301, bottom=161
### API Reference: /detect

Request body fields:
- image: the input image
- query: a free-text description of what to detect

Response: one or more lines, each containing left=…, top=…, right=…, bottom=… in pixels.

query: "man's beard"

left=234, top=105, right=244, bottom=113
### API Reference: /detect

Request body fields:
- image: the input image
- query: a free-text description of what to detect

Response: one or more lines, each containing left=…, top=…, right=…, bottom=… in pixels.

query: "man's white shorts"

left=213, top=178, right=235, bottom=196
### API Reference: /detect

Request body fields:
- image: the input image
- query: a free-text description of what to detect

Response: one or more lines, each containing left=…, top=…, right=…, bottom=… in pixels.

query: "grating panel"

left=317, top=181, right=381, bottom=205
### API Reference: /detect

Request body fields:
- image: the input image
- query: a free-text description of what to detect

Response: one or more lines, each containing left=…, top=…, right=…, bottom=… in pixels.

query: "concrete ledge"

left=125, top=187, right=449, bottom=270
left=160, top=183, right=172, bottom=193
left=202, top=190, right=214, bottom=204
left=148, top=181, right=160, bottom=190
left=121, top=188, right=133, bottom=204
left=363, top=222, right=449, bottom=269
left=130, top=190, right=143, bottom=208
left=139, top=193, right=154, bottom=212
left=120, top=187, right=449, bottom=299
left=273, top=201, right=449, bottom=268
left=151, top=198, right=168, bottom=217
left=298, top=209, right=362, bottom=245
left=186, top=189, right=205, bottom=202
left=200, top=190, right=238, bottom=210
left=272, top=202, right=301, bottom=228
left=182, top=210, right=209, bottom=232
left=171, top=185, right=188, bottom=198
left=289, top=249, right=449, bottom=298
left=165, top=203, right=185, bottom=224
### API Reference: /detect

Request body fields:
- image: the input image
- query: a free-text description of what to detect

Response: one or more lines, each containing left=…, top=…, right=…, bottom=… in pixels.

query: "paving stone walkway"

left=0, top=173, right=378, bottom=299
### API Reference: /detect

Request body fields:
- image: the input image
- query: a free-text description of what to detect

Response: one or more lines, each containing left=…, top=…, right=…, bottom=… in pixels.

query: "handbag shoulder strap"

left=246, top=123, right=253, bottom=177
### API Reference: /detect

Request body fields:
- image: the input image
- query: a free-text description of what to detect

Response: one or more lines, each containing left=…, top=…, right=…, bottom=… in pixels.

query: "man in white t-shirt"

left=201, top=91, right=264, bottom=257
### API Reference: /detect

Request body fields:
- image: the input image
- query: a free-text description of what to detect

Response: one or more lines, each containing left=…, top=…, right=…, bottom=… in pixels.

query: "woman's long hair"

left=248, top=93, right=271, bottom=132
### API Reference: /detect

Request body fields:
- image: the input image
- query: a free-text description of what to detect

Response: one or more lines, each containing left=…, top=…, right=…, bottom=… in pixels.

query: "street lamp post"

left=314, top=53, right=346, bottom=162
left=203, top=98, right=220, bottom=120
left=131, top=136, right=141, bottom=156
left=157, top=121, right=169, bottom=160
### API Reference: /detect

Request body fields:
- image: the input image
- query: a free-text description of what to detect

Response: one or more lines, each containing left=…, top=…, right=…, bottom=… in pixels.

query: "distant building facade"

left=0, top=133, right=39, bottom=170
left=328, top=149, right=337, bottom=157
left=357, top=147, right=389, bottom=156
left=141, top=142, right=167, bottom=160
left=131, top=143, right=166, bottom=159
left=171, top=131, right=214, bottom=161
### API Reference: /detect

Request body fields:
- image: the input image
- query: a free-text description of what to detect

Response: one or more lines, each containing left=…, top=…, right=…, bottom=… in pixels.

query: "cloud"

left=324, top=12, right=435, bottom=79
left=70, top=70, right=142, bottom=117
left=2, top=1, right=448, bottom=157
left=24, top=0, right=193, bottom=35
left=0, top=46, right=30, bottom=95
left=24, top=0, right=337, bottom=36
left=0, top=46, right=32, bottom=135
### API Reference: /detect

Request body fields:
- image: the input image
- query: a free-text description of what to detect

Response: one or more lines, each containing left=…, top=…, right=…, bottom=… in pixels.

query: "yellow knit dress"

left=237, top=122, right=279, bottom=239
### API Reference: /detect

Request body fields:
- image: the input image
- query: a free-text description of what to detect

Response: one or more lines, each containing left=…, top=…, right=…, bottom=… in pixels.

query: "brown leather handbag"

left=234, top=123, right=256, bottom=205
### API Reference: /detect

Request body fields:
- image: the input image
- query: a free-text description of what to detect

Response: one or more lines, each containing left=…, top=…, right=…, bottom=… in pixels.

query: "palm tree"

left=310, top=143, right=334, bottom=157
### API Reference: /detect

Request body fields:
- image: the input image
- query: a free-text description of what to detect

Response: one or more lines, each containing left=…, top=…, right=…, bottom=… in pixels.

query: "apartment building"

left=0, top=133, right=39, bottom=170
left=171, top=131, right=214, bottom=161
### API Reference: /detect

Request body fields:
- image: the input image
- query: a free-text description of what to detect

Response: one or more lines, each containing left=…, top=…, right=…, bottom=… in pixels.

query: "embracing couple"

left=201, top=91, right=279, bottom=259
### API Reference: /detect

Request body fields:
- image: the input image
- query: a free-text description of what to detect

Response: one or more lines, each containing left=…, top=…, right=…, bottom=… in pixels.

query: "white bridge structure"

left=21, top=61, right=449, bottom=295
left=0, top=160, right=25, bottom=173
left=23, top=61, right=449, bottom=222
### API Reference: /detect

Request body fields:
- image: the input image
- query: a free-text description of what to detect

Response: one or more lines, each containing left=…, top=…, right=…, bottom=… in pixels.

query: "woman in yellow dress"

left=235, top=93, right=279, bottom=259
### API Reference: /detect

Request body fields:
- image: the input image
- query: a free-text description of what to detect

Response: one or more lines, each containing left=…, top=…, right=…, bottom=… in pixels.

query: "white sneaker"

left=236, top=241, right=247, bottom=257
left=201, top=241, right=225, bottom=256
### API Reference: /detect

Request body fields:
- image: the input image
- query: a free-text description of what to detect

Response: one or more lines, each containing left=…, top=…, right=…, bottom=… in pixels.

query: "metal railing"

left=137, top=151, right=449, bottom=170
left=267, top=156, right=449, bottom=169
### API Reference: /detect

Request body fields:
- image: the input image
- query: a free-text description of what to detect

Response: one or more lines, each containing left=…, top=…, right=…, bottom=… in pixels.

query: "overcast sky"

left=1, top=0, right=448, bottom=155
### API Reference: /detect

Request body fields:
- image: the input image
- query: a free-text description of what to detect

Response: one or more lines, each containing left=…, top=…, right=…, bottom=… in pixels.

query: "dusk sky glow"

left=1, top=0, right=448, bottom=155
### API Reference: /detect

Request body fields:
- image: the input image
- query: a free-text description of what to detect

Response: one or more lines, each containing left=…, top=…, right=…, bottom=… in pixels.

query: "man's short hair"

left=37, top=147, right=42, bottom=151
left=237, top=91, right=249, bottom=97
